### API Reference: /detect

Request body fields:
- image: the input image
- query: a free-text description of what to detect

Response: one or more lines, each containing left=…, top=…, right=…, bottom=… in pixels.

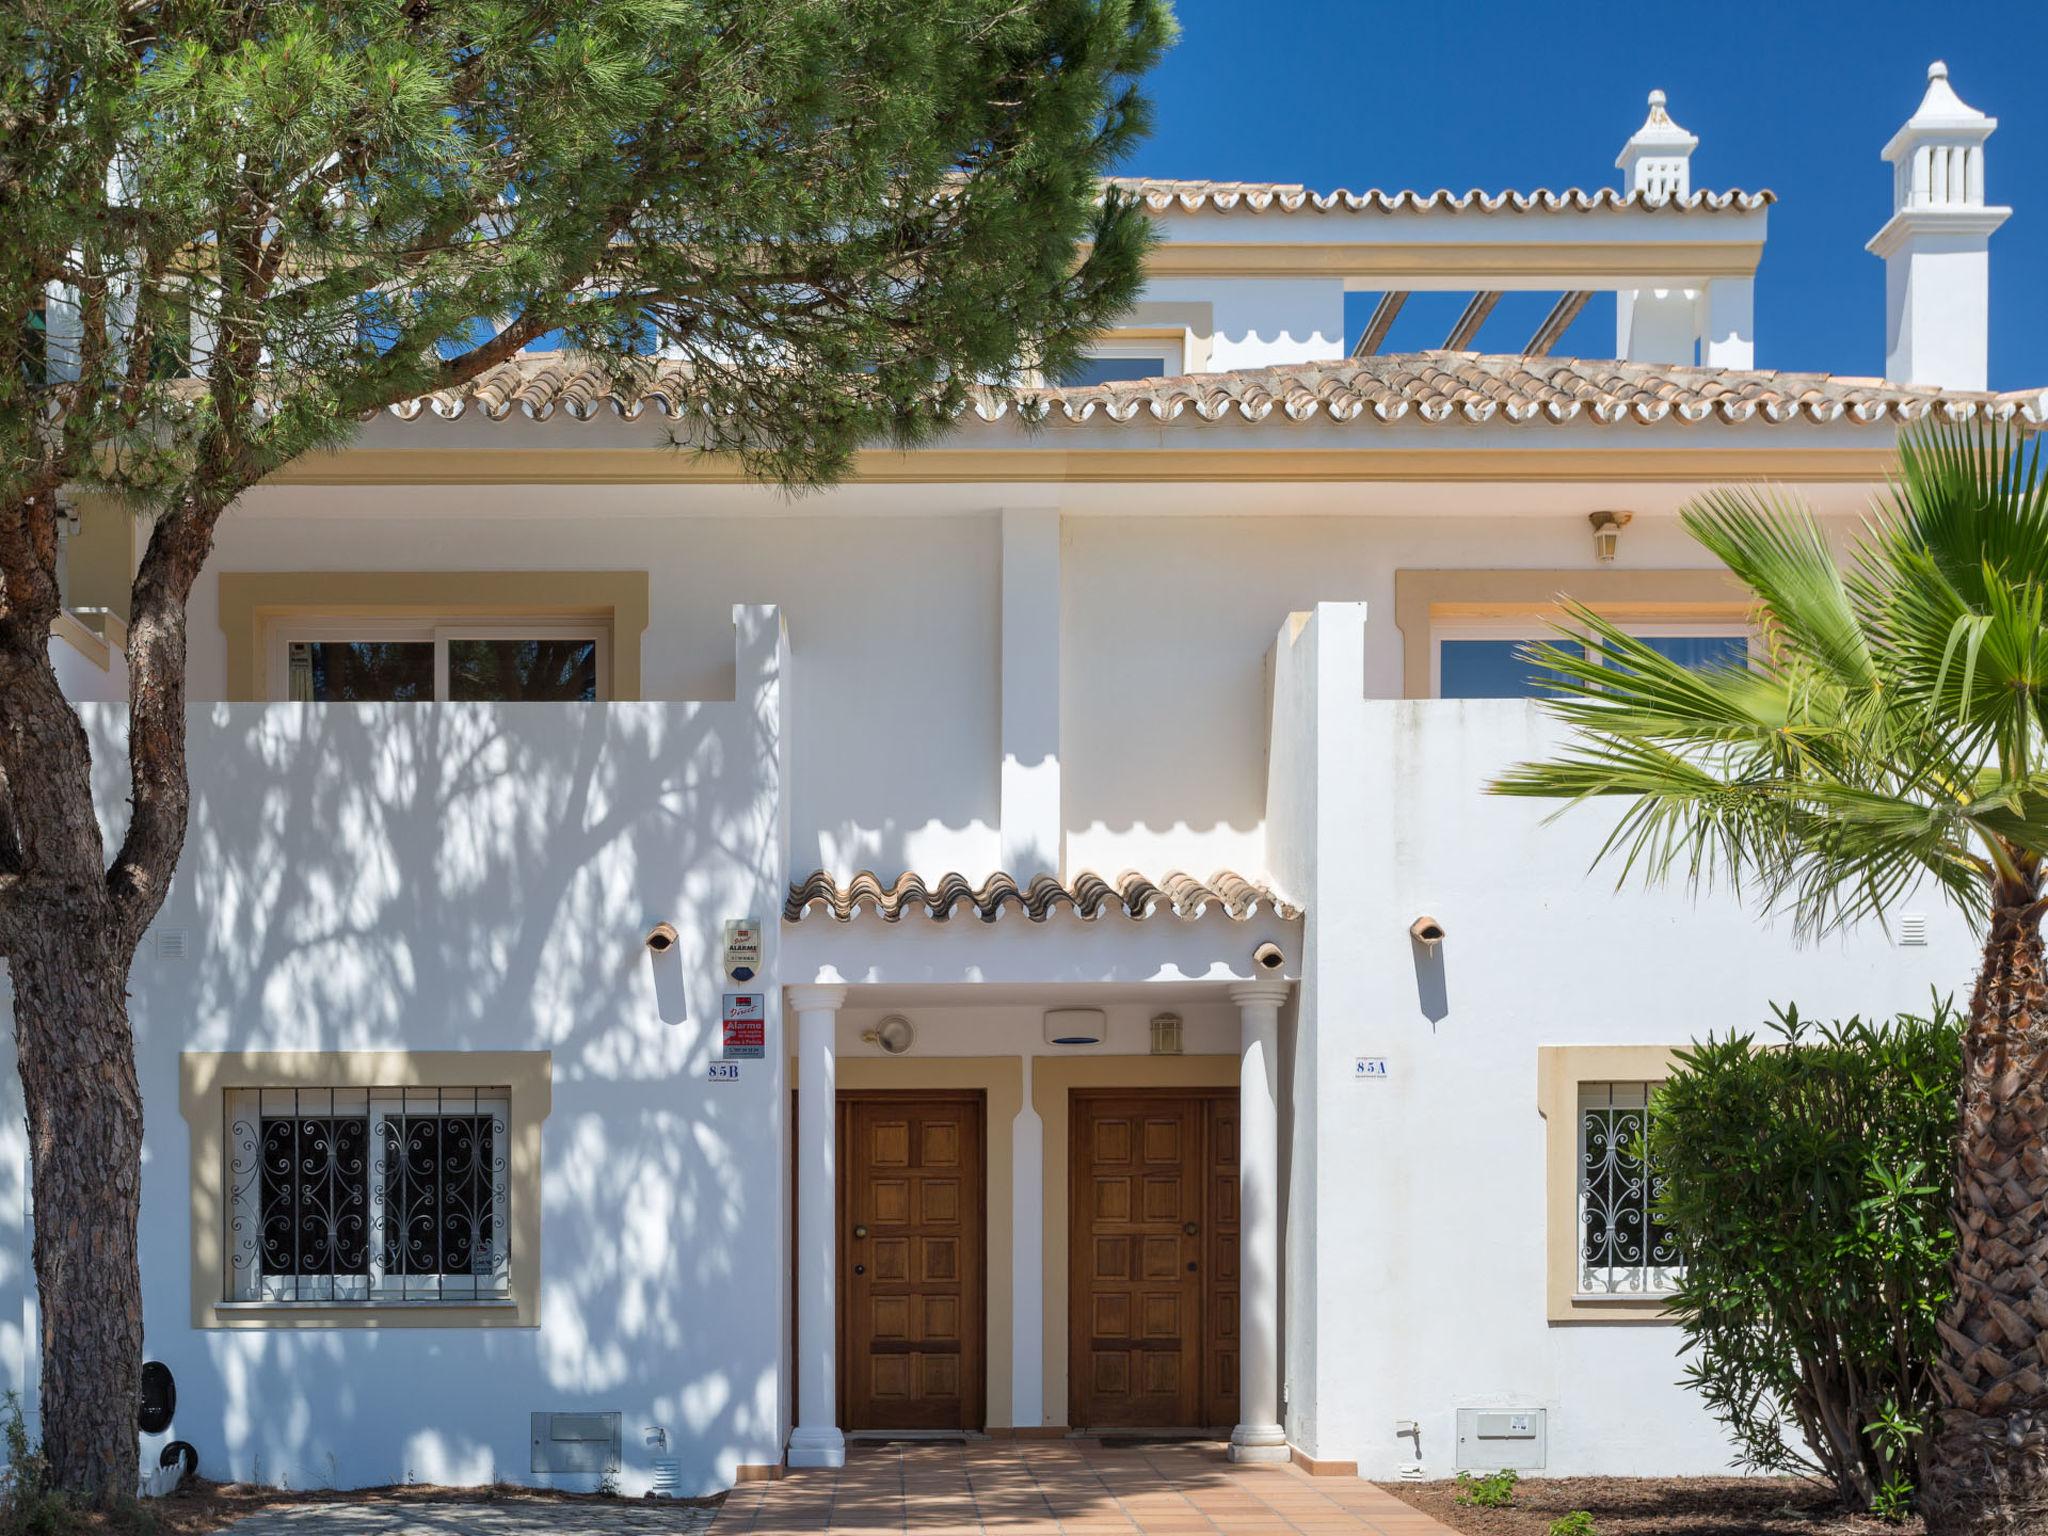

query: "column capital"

left=786, top=982, right=850, bottom=1013
left=1228, top=979, right=1293, bottom=1010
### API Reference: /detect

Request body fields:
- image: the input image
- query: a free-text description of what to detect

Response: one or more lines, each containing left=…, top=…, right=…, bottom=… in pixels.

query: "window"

left=1057, top=354, right=1170, bottom=387
left=1433, top=623, right=1749, bottom=699
left=1054, top=332, right=1187, bottom=388
left=1576, top=1082, right=1679, bottom=1297
left=1438, top=639, right=1583, bottom=700
left=274, top=621, right=607, bottom=702
left=1537, top=1044, right=1680, bottom=1321
left=226, top=1087, right=510, bottom=1304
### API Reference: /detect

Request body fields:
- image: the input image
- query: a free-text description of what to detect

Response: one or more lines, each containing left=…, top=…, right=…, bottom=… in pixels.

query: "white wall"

left=1136, top=277, right=1347, bottom=370
left=1276, top=605, right=1984, bottom=1478
left=194, top=492, right=1001, bottom=883
left=50, top=624, right=126, bottom=704
left=3, top=609, right=790, bottom=1497
left=1061, top=509, right=1741, bottom=879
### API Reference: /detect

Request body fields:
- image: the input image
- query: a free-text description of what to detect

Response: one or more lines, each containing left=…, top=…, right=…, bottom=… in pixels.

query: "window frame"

left=1536, top=1044, right=1682, bottom=1323
left=267, top=617, right=611, bottom=703
left=217, top=571, right=650, bottom=702
left=1430, top=616, right=1753, bottom=700
left=181, top=1050, right=551, bottom=1329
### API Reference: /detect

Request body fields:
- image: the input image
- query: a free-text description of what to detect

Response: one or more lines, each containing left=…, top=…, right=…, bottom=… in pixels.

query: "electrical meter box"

left=1455, top=1407, right=1547, bottom=1471
left=531, top=1411, right=622, bottom=1475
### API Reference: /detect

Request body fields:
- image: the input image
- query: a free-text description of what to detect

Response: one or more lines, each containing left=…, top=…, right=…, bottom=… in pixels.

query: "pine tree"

left=0, top=0, right=1172, bottom=1495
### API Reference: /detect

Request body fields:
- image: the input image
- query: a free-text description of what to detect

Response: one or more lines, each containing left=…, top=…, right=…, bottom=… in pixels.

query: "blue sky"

left=1117, top=2, right=2048, bottom=390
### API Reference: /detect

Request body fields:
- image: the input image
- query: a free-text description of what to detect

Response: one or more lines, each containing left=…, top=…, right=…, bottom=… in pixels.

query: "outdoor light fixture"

left=861, top=1014, right=915, bottom=1054
left=1589, top=510, right=1633, bottom=562
left=1149, top=1012, right=1184, bottom=1056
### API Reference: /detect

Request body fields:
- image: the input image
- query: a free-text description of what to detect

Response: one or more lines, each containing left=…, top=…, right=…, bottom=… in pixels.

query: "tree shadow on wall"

left=95, top=683, right=787, bottom=1495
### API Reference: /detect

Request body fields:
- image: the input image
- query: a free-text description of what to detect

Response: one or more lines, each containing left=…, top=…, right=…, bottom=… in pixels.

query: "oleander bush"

left=1650, top=1000, right=1961, bottom=1517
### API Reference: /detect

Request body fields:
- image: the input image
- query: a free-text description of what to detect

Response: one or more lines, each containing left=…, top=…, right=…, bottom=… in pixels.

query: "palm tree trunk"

left=1921, top=872, right=2048, bottom=1535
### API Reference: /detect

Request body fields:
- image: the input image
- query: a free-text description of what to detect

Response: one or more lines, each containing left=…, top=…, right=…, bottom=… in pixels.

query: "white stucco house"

left=13, top=65, right=2042, bottom=1496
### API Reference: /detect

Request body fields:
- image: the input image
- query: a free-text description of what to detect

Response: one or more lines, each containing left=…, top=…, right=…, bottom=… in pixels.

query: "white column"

left=1697, top=278, right=1754, bottom=370
left=999, top=506, right=1062, bottom=879
left=1228, top=980, right=1291, bottom=1463
left=1011, top=1056, right=1046, bottom=1428
left=787, top=983, right=848, bottom=1469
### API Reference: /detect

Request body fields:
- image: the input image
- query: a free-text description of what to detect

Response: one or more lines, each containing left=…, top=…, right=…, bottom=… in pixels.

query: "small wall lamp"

left=1589, top=510, right=1633, bottom=562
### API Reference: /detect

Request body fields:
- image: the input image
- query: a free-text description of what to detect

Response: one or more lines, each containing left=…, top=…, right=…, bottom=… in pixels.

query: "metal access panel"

left=531, top=1411, right=622, bottom=1475
left=1455, top=1408, right=1547, bottom=1471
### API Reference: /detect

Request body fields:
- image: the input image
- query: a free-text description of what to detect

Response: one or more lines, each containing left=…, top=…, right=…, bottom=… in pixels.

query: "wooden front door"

left=1070, top=1092, right=1240, bottom=1429
left=839, top=1093, right=985, bottom=1431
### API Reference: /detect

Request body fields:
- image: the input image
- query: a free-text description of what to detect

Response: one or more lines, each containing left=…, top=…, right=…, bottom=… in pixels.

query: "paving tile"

left=672, top=1441, right=1463, bottom=1536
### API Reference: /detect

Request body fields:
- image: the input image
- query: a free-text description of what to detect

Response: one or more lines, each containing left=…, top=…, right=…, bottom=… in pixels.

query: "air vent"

left=156, top=929, right=188, bottom=961
left=1900, top=913, right=1929, bottom=947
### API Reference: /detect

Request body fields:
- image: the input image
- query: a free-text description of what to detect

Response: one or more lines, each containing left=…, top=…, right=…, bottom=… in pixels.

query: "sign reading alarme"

left=723, top=918, right=763, bottom=983
left=721, top=992, right=765, bottom=1060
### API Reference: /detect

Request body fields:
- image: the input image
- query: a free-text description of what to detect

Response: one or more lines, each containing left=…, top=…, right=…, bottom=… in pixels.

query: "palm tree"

left=1492, top=419, right=2048, bottom=1535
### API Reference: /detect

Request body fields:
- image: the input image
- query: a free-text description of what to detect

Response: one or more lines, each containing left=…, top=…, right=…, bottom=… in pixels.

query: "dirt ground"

left=1379, top=1476, right=1926, bottom=1536
left=43, top=1479, right=724, bottom=1535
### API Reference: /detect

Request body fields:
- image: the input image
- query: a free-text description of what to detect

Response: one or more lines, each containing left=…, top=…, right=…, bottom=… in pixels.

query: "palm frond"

left=1490, top=417, right=2048, bottom=938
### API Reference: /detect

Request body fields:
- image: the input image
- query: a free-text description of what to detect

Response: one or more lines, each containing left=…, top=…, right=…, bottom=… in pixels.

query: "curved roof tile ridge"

left=783, top=869, right=1302, bottom=924
left=385, top=353, right=2048, bottom=431
left=1100, top=178, right=1775, bottom=215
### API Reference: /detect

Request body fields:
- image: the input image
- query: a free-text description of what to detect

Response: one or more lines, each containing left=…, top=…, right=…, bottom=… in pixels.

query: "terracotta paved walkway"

left=713, top=1441, right=1453, bottom=1536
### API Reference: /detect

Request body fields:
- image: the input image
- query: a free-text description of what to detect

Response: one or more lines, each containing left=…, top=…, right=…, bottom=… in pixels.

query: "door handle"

left=854, top=1263, right=866, bottom=1276
left=853, top=1225, right=868, bottom=1240
left=1183, top=1222, right=1200, bottom=1237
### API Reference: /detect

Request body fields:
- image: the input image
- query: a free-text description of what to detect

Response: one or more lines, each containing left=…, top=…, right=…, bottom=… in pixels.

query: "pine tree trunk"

left=1921, top=874, right=2048, bottom=1535
left=0, top=629, right=146, bottom=1502
left=9, top=932, right=142, bottom=1501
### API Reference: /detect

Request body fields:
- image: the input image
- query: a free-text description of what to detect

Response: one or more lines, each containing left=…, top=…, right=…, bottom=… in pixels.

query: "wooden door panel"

left=1071, top=1097, right=1202, bottom=1427
left=1070, top=1092, right=1240, bottom=1430
left=840, top=1095, right=984, bottom=1431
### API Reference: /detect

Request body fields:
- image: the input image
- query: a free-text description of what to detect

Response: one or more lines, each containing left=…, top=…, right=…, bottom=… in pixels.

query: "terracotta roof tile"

left=1102, top=179, right=1774, bottom=215
left=389, top=352, right=2047, bottom=431
left=784, top=869, right=1301, bottom=924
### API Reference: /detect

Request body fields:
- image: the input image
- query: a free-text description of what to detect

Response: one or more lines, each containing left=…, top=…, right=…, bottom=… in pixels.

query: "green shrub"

left=1454, top=1469, right=1518, bottom=1508
left=1548, top=1514, right=1597, bottom=1536
left=1649, top=999, right=1958, bottom=1516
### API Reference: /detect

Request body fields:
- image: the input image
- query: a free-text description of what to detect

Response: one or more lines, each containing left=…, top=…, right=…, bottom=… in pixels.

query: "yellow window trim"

left=1394, top=567, right=1752, bottom=699
left=179, top=1050, right=552, bottom=1329
left=1536, top=1044, right=1683, bottom=1324
left=217, top=570, right=650, bottom=702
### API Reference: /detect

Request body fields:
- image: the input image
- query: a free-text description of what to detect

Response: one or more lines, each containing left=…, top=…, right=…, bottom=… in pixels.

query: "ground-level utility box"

left=1455, top=1408, right=1547, bottom=1471
left=531, top=1411, right=622, bottom=1475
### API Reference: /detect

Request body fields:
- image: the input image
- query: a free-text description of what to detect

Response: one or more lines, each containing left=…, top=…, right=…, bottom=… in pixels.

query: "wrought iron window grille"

left=225, top=1086, right=511, bottom=1304
left=1576, top=1081, right=1680, bottom=1297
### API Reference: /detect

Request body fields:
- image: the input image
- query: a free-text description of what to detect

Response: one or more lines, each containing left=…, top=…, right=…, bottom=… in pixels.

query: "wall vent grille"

left=1900, top=913, right=1929, bottom=947
left=156, top=929, right=188, bottom=961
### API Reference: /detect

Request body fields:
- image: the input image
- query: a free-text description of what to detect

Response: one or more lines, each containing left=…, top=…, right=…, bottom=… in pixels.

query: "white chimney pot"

left=1867, top=62, right=2010, bottom=390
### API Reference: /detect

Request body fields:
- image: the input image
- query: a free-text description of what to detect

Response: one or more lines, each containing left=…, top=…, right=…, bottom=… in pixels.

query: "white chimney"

left=1867, top=62, right=2009, bottom=390
left=1616, top=89, right=1697, bottom=200
left=1614, top=92, right=1743, bottom=367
